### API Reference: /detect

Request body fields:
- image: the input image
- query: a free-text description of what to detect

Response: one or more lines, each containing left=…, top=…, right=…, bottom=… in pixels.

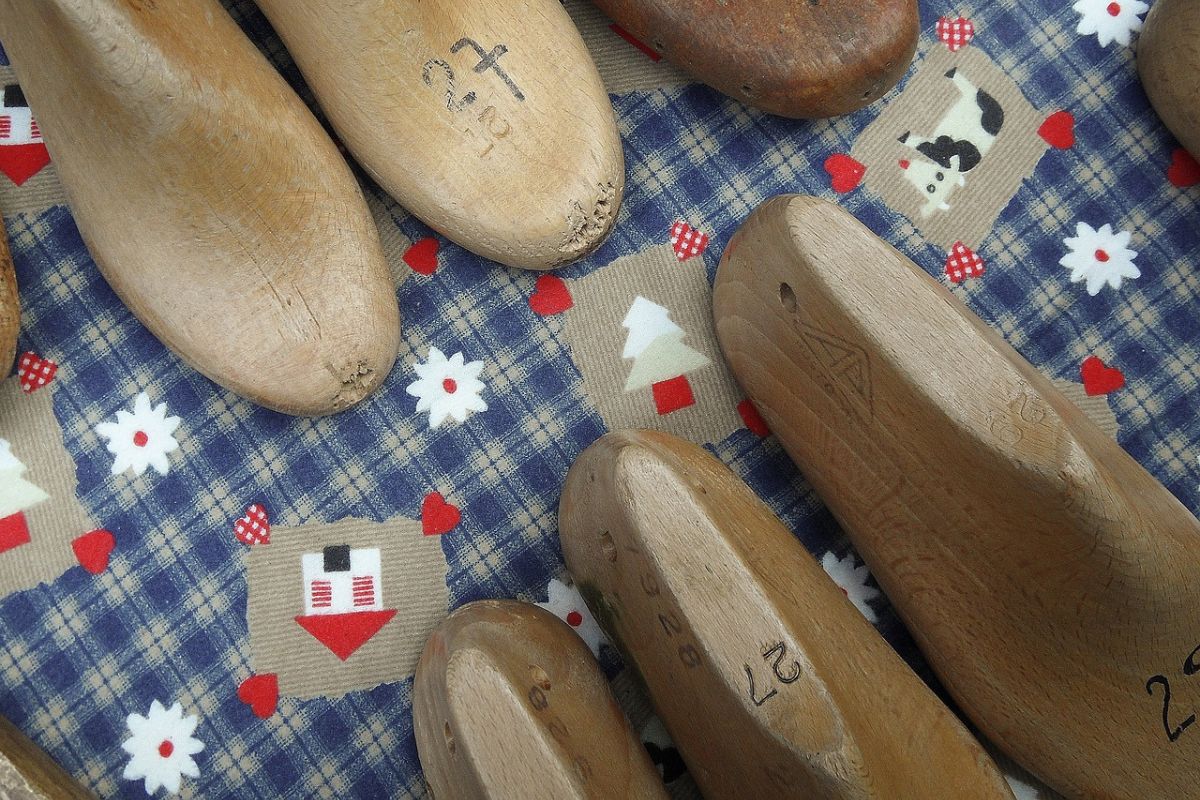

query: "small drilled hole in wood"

left=530, top=665, right=552, bottom=691
left=443, top=721, right=456, bottom=754
left=741, top=84, right=757, bottom=98
left=600, top=530, right=617, bottom=562
left=779, top=282, right=797, bottom=312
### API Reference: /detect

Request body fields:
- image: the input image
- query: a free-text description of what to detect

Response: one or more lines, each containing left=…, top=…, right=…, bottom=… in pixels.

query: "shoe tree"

left=1138, top=0, right=1200, bottom=157
left=559, top=429, right=1015, bottom=799
left=0, top=713, right=93, bottom=798
left=0, top=217, right=17, bottom=376
left=589, top=0, right=918, bottom=118
left=713, top=194, right=1200, bottom=798
left=0, top=0, right=400, bottom=416
left=413, top=600, right=668, bottom=800
left=253, top=0, right=625, bottom=271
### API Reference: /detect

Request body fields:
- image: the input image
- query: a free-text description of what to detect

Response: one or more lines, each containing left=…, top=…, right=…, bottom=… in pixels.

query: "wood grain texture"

left=559, top=429, right=1015, bottom=799
left=255, top=0, right=625, bottom=271
left=713, top=194, right=1200, bottom=799
left=0, top=217, right=17, bottom=377
left=0, top=714, right=93, bottom=799
left=1138, top=0, right=1200, bottom=157
left=413, top=600, right=667, bottom=800
left=590, top=0, right=918, bottom=118
left=0, top=0, right=400, bottom=416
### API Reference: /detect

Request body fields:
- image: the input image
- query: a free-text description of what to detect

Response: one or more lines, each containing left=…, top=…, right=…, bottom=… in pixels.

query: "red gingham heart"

left=233, top=504, right=270, bottom=546
left=16, top=351, right=57, bottom=393
left=936, top=17, right=975, bottom=52
left=670, top=221, right=709, bottom=262
left=944, top=241, right=985, bottom=284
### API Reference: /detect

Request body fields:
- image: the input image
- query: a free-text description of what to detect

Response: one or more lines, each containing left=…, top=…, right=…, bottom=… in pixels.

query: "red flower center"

left=442, top=378, right=457, bottom=394
left=1095, top=249, right=1110, bottom=262
left=133, top=431, right=149, bottom=447
left=158, top=740, right=174, bottom=758
left=1107, top=2, right=1121, bottom=15
left=566, top=610, right=583, bottom=627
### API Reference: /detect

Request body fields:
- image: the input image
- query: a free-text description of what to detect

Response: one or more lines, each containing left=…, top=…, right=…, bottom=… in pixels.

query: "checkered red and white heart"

left=936, top=16, right=975, bottom=52
left=944, top=241, right=985, bottom=284
left=16, top=351, right=56, bottom=393
left=669, top=221, right=709, bottom=262
left=234, top=504, right=271, bottom=546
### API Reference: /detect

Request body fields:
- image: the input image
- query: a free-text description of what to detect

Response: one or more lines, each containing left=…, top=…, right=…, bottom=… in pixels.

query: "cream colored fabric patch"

left=246, top=516, right=449, bottom=699
left=0, top=378, right=95, bottom=594
left=1054, top=379, right=1119, bottom=439
left=851, top=46, right=1048, bottom=250
left=563, top=0, right=690, bottom=95
left=563, top=244, right=746, bottom=446
left=366, top=189, right=413, bottom=291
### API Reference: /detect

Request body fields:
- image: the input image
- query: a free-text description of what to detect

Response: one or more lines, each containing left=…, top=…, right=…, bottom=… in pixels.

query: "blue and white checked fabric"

left=0, top=0, right=1197, bottom=796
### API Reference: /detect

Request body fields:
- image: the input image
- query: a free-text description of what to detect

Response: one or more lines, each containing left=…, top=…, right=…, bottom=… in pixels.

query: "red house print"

left=295, top=545, right=397, bottom=661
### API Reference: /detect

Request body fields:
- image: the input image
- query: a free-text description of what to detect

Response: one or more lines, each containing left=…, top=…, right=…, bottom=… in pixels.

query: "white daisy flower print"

left=406, top=347, right=487, bottom=429
left=1059, top=222, right=1140, bottom=295
left=95, top=393, right=182, bottom=477
left=121, top=700, right=204, bottom=795
left=821, top=551, right=882, bottom=623
left=536, top=578, right=607, bottom=656
left=1073, top=0, right=1148, bottom=47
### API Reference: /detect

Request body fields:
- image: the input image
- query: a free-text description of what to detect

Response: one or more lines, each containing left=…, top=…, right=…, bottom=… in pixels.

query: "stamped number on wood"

left=422, top=37, right=524, bottom=159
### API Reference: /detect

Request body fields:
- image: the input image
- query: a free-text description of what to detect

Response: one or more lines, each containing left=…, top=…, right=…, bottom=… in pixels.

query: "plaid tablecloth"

left=0, top=0, right=1195, bottom=796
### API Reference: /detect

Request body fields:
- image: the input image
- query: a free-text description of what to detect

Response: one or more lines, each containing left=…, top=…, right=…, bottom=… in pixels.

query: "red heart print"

left=944, top=241, right=985, bottom=284
left=824, top=154, right=865, bottom=193
left=1080, top=356, right=1124, bottom=396
left=670, top=221, right=709, bottom=262
left=72, top=529, right=114, bottom=574
left=528, top=275, right=573, bottom=316
left=233, top=504, right=270, bottom=546
left=237, top=674, right=279, bottom=719
left=1168, top=148, right=1200, bottom=188
left=1038, top=111, right=1075, bottom=150
left=737, top=399, right=770, bottom=438
left=17, top=352, right=57, bottom=393
left=403, top=237, right=440, bottom=276
left=936, top=16, right=975, bottom=51
left=422, top=492, right=461, bottom=536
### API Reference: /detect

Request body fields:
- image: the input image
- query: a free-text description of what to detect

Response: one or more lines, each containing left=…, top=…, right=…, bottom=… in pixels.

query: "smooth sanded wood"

left=414, top=600, right=667, bottom=800
left=590, top=0, right=917, bottom=118
left=0, top=217, right=17, bottom=376
left=0, top=715, right=93, bottom=799
left=255, top=0, right=625, bottom=271
left=559, top=429, right=1015, bottom=799
left=0, top=0, right=400, bottom=416
left=713, top=194, right=1200, bottom=798
left=1138, top=0, right=1200, bottom=157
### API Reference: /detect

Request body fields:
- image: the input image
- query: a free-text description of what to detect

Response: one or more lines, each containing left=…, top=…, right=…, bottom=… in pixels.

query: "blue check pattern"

left=1, top=0, right=1197, bottom=796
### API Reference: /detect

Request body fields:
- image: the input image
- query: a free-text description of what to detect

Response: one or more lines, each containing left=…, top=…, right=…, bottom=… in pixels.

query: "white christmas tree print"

left=621, top=296, right=710, bottom=392
left=0, top=438, right=49, bottom=520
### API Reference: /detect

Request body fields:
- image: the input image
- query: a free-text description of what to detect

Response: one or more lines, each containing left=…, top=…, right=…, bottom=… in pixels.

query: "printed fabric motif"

left=831, top=26, right=1070, bottom=280
left=245, top=517, right=449, bottom=702
left=0, top=73, right=64, bottom=217
left=0, top=376, right=113, bottom=595
left=562, top=243, right=748, bottom=445
left=121, top=700, right=204, bottom=796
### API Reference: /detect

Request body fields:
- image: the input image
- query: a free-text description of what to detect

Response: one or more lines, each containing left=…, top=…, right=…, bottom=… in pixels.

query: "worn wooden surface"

left=559, top=429, right=1015, bottom=799
left=256, top=0, right=624, bottom=271
left=1138, top=0, right=1200, bottom=157
left=590, top=0, right=918, bottom=118
left=714, top=194, right=1200, bottom=798
left=0, top=216, right=17, bottom=377
left=0, top=0, right=400, bottom=415
left=0, top=714, right=93, bottom=799
left=414, top=600, right=667, bottom=800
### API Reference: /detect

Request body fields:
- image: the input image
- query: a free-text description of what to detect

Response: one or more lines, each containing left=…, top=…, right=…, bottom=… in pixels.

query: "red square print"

left=652, top=375, right=696, bottom=415
left=0, top=513, right=31, bottom=553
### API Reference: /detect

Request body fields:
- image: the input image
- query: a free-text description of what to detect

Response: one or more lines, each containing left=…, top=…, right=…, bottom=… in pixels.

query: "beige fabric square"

left=0, top=378, right=94, bottom=594
left=564, top=0, right=690, bottom=94
left=246, top=517, right=449, bottom=699
left=851, top=46, right=1048, bottom=250
left=563, top=244, right=745, bottom=446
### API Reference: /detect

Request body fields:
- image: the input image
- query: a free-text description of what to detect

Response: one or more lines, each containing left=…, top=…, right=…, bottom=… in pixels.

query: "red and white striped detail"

left=310, top=580, right=333, bottom=609
left=0, top=117, right=10, bottom=140
left=352, top=576, right=376, bottom=607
